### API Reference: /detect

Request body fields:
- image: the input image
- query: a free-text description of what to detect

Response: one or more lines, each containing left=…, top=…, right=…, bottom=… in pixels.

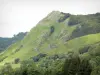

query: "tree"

left=78, top=59, right=92, bottom=75
left=63, top=55, right=80, bottom=75
left=63, top=55, right=92, bottom=75
left=0, top=64, right=14, bottom=75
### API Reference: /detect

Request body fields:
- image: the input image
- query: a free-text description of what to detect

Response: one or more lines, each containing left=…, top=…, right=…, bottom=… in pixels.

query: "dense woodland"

left=0, top=54, right=92, bottom=75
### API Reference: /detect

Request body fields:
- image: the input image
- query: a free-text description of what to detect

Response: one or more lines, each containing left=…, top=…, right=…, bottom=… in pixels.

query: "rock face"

left=48, top=43, right=57, bottom=50
left=45, top=11, right=62, bottom=21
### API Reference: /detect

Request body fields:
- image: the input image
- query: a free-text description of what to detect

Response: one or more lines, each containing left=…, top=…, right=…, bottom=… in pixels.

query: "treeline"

left=0, top=55, right=93, bottom=75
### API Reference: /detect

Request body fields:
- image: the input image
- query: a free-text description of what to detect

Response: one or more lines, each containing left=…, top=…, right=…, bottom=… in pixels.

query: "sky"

left=0, top=0, right=100, bottom=37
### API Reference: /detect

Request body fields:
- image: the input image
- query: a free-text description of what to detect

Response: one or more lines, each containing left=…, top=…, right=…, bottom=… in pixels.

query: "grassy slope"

left=0, top=11, right=100, bottom=68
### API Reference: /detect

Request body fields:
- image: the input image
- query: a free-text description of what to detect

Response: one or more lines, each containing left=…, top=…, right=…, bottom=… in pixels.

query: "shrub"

left=0, top=64, right=14, bottom=75
left=49, top=26, right=55, bottom=36
left=89, top=45, right=100, bottom=56
left=15, top=45, right=23, bottom=53
left=32, top=53, right=47, bottom=62
left=14, top=58, right=20, bottom=64
left=49, top=54, right=59, bottom=60
left=20, top=60, right=41, bottom=75
left=78, top=59, right=92, bottom=75
left=0, top=56, right=8, bottom=62
left=33, top=56, right=40, bottom=62
left=91, top=66, right=100, bottom=75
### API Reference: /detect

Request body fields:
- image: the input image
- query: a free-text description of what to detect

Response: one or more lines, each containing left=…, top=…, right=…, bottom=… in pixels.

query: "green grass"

left=0, top=11, right=100, bottom=68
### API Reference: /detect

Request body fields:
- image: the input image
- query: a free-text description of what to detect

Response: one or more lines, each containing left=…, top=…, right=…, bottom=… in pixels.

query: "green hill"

left=0, top=11, right=100, bottom=75
left=0, top=32, right=27, bottom=52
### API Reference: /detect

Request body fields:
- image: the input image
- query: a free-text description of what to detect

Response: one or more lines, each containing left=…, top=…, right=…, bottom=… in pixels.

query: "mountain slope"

left=0, top=11, right=100, bottom=73
left=0, top=32, right=27, bottom=52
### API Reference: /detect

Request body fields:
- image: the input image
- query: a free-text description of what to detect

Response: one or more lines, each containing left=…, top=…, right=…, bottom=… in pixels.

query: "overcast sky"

left=0, top=0, right=100, bottom=37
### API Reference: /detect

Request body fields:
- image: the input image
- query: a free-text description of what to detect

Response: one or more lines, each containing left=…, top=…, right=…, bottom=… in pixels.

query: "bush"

left=14, top=58, right=20, bottom=64
left=0, top=64, right=14, bottom=75
left=91, top=66, right=100, bottom=75
left=20, top=60, right=41, bottom=75
left=78, top=59, right=92, bottom=75
left=15, top=45, right=23, bottom=53
left=32, top=53, right=47, bottom=62
left=0, top=56, right=8, bottom=62
left=33, top=56, right=40, bottom=62
left=49, top=26, right=55, bottom=36
left=49, top=54, right=59, bottom=60
left=89, top=45, right=100, bottom=56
